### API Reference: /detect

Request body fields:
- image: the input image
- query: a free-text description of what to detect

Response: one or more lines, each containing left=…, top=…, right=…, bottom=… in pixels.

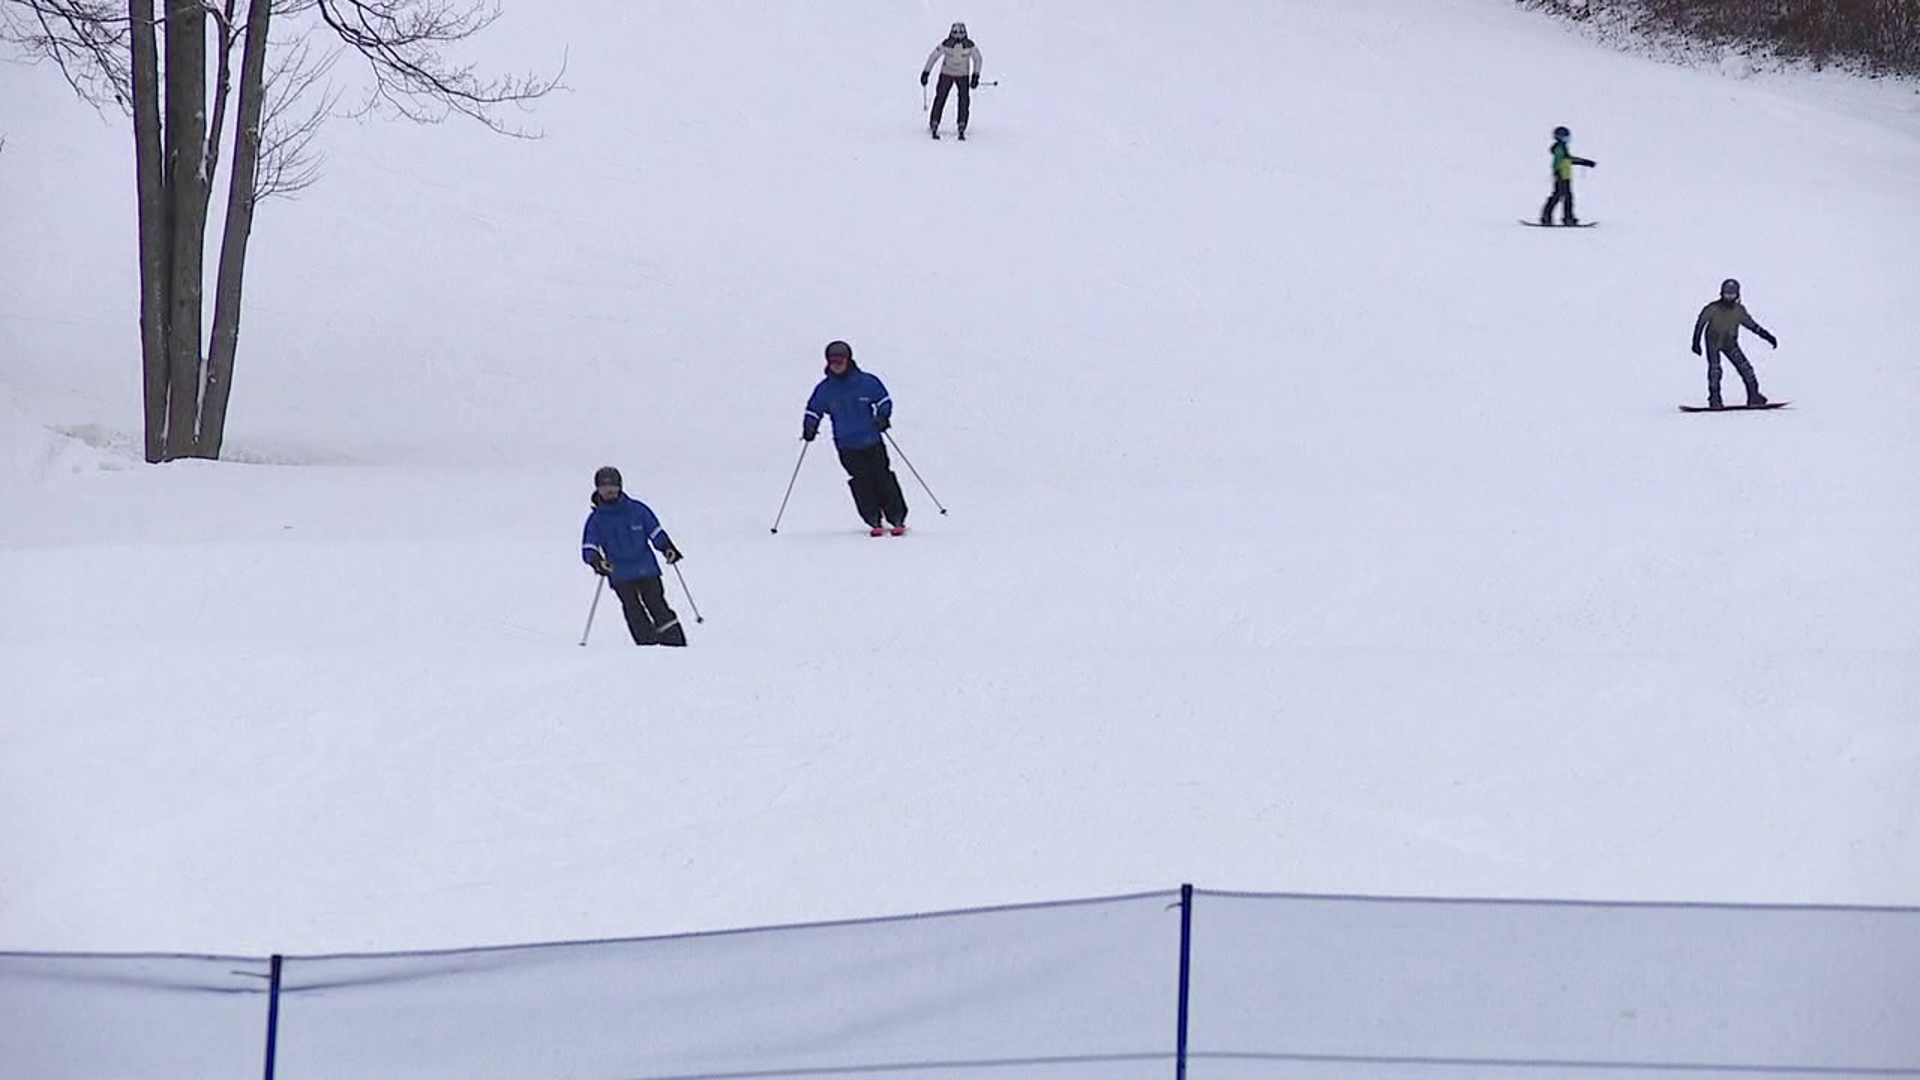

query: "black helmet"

left=593, top=465, right=622, bottom=488
left=1553, top=125, right=1570, bottom=141
left=1720, top=278, right=1741, bottom=300
left=824, top=339, right=853, bottom=361
left=949, top=21, right=967, bottom=38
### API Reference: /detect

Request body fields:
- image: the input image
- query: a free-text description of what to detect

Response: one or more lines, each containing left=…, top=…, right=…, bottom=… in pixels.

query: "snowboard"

left=1519, top=220, right=1598, bottom=228
left=1678, top=402, right=1790, bottom=413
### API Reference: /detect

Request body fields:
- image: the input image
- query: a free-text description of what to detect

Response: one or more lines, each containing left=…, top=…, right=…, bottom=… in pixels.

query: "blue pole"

left=1175, top=884, right=1193, bottom=1080
left=262, top=954, right=283, bottom=1080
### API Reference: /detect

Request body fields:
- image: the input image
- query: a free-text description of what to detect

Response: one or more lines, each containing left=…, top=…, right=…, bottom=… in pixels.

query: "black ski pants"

left=1704, top=336, right=1763, bottom=406
left=1541, top=178, right=1576, bottom=224
left=837, top=443, right=909, bottom=528
left=930, top=73, right=970, bottom=131
left=611, top=574, right=686, bottom=646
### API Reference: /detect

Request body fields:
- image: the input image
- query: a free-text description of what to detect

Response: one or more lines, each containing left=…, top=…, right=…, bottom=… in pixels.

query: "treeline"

left=1526, top=0, right=1920, bottom=77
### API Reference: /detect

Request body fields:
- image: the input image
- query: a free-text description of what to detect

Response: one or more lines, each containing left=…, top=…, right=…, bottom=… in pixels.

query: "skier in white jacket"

left=920, top=21, right=983, bottom=140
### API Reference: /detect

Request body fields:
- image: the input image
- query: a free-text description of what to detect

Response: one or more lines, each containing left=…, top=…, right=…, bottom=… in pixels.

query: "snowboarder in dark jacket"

left=802, top=340, right=910, bottom=535
left=1691, top=278, right=1777, bottom=409
left=581, top=466, right=687, bottom=646
left=1539, top=126, right=1596, bottom=226
left=921, top=21, right=983, bottom=140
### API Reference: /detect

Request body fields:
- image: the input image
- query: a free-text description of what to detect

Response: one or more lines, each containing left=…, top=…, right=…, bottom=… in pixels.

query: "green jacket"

left=1551, top=140, right=1595, bottom=180
left=1693, top=299, right=1775, bottom=349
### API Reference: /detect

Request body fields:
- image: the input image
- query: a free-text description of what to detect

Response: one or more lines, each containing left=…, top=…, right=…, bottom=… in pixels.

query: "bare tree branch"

left=203, top=0, right=238, bottom=188
left=0, top=0, right=135, bottom=104
left=314, top=0, right=559, bottom=136
left=255, top=32, right=334, bottom=199
left=7, top=0, right=562, bottom=129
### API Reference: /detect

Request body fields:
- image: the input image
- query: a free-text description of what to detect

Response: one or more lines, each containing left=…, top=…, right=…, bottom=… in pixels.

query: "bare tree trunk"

left=202, top=0, right=237, bottom=215
left=8, top=0, right=559, bottom=463
left=198, top=0, right=269, bottom=458
left=162, top=0, right=207, bottom=459
left=128, top=0, right=168, bottom=463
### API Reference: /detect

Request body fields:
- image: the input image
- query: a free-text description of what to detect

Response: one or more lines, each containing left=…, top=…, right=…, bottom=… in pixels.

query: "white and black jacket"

left=923, top=38, right=983, bottom=80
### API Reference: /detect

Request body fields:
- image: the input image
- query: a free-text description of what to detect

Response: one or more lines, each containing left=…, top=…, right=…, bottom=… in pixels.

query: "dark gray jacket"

left=1693, top=299, right=1775, bottom=350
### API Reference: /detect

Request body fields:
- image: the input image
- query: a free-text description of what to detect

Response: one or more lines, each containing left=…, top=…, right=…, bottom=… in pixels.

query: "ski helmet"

left=824, top=340, right=853, bottom=361
left=1720, top=278, right=1741, bottom=300
left=593, top=465, right=622, bottom=488
left=949, top=21, right=967, bottom=39
left=1553, top=125, right=1570, bottom=141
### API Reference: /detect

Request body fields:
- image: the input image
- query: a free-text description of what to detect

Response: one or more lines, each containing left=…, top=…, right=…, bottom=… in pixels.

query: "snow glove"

left=920, top=70, right=930, bottom=86
left=662, top=547, right=684, bottom=565
left=592, top=555, right=613, bottom=577
left=801, top=420, right=819, bottom=442
left=873, top=413, right=891, bottom=434
left=969, top=73, right=979, bottom=89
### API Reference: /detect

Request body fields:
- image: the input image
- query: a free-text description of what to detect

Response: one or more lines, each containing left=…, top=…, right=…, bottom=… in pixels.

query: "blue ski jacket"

left=581, top=493, right=675, bottom=581
left=803, top=362, right=893, bottom=449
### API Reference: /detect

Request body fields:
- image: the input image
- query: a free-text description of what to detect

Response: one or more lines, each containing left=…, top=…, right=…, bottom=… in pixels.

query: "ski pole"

left=671, top=562, right=704, bottom=624
left=884, top=431, right=948, bottom=515
left=771, top=440, right=810, bottom=533
left=579, top=576, right=605, bottom=646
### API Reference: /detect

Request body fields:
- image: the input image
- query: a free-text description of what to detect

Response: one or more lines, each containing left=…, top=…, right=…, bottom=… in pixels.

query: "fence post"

left=1175, top=883, right=1193, bottom=1080
left=262, top=954, right=283, bottom=1080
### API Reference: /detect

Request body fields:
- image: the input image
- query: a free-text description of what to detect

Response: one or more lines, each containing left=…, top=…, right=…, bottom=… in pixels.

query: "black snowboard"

left=1678, top=402, right=1790, bottom=413
left=1519, top=220, right=1598, bottom=228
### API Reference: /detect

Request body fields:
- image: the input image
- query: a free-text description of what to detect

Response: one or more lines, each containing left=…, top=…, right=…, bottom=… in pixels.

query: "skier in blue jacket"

left=802, top=340, right=909, bottom=535
left=581, top=465, right=687, bottom=646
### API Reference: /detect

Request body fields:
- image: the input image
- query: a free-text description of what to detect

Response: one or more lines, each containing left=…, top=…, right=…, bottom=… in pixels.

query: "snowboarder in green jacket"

left=1691, top=278, right=1778, bottom=409
left=1539, top=126, right=1596, bottom=226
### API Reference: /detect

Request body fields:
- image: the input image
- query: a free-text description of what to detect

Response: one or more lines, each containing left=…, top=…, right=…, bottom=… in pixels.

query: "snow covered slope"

left=2, top=0, right=1917, bottom=954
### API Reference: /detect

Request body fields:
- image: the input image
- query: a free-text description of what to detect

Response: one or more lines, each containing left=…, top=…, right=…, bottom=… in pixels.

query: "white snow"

left=1, top=0, right=1917, bottom=960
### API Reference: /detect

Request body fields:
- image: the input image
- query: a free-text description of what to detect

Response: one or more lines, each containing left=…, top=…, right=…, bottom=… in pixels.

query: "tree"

left=1524, top=0, right=1920, bottom=79
left=1, top=0, right=557, bottom=461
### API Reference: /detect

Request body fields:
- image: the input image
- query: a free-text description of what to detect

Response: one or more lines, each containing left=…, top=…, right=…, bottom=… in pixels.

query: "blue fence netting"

left=3, top=886, right=1917, bottom=1080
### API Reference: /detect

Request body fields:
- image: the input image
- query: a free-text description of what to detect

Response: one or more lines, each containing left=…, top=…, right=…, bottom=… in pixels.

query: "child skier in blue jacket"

left=802, top=340, right=910, bottom=535
left=581, top=466, right=687, bottom=645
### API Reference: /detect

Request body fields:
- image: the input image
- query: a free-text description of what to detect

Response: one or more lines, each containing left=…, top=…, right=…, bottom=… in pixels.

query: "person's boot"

left=957, top=125, right=967, bottom=141
left=929, top=125, right=940, bottom=140
left=1745, top=391, right=1769, bottom=407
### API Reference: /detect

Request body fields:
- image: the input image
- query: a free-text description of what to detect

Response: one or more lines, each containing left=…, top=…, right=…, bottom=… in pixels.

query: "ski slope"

left=2, top=0, right=1917, bottom=956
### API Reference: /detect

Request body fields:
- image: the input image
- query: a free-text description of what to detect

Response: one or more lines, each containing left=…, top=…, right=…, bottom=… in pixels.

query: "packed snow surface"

left=2, top=0, right=1917, bottom=955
